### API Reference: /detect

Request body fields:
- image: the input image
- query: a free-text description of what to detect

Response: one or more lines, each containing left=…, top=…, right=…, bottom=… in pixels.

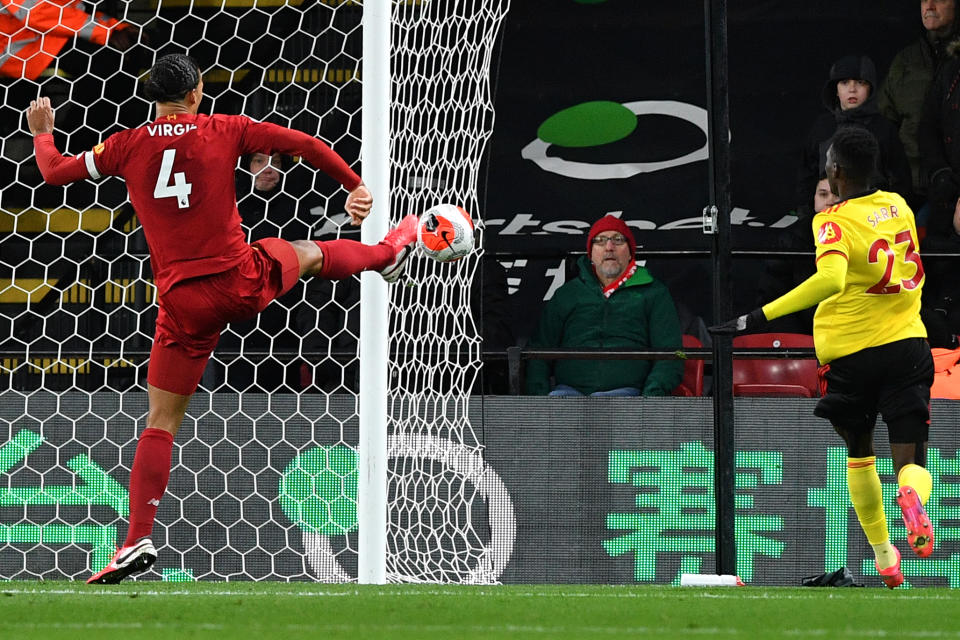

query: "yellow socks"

left=848, top=456, right=895, bottom=567
left=871, top=541, right=899, bottom=570
left=848, top=458, right=930, bottom=571
left=898, top=463, right=932, bottom=505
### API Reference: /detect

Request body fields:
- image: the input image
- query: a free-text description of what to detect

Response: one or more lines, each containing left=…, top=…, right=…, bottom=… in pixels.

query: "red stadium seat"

left=672, top=334, right=705, bottom=397
left=732, top=333, right=818, bottom=397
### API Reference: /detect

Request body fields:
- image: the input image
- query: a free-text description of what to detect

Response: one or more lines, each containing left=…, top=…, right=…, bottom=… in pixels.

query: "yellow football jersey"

left=811, top=190, right=926, bottom=364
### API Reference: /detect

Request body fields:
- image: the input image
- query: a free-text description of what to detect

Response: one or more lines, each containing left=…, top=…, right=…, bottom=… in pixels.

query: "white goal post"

left=0, top=0, right=512, bottom=584
left=358, top=0, right=390, bottom=586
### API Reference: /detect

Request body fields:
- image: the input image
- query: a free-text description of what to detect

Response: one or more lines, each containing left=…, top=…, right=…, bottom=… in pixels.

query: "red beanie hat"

left=586, top=215, right=636, bottom=255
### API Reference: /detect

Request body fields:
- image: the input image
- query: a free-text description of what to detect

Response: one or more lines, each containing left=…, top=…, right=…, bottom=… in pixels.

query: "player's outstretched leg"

left=308, top=215, right=418, bottom=283
left=86, top=538, right=157, bottom=584
left=897, top=463, right=934, bottom=558
left=379, top=214, right=418, bottom=283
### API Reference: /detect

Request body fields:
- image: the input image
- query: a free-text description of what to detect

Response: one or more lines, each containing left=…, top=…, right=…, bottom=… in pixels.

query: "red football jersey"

left=78, top=113, right=360, bottom=294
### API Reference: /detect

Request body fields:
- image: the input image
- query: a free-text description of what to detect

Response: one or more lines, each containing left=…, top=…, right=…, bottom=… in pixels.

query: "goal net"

left=0, top=0, right=511, bottom=583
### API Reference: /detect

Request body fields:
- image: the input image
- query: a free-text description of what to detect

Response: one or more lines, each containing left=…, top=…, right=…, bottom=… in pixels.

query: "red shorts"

left=148, top=238, right=300, bottom=395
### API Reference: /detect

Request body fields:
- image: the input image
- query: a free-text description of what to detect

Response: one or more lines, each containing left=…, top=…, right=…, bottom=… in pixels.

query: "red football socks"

left=316, top=239, right=393, bottom=280
left=124, top=428, right=175, bottom=546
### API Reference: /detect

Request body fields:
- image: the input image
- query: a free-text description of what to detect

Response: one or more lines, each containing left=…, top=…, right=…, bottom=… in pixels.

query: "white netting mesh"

left=386, top=0, right=512, bottom=582
left=0, top=0, right=510, bottom=583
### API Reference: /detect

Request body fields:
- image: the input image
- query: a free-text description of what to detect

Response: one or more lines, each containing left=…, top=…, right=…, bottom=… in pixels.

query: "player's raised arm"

left=27, top=97, right=94, bottom=185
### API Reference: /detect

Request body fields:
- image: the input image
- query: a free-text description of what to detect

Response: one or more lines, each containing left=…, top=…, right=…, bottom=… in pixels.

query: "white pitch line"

left=278, top=623, right=743, bottom=636
left=0, top=622, right=226, bottom=631
left=0, top=587, right=354, bottom=597
left=0, top=621, right=743, bottom=636
left=783, top=630, right=960, bottom=638
left=3, top=620, right=958, bottom=638
left=0, top=586, right=956, bottom=601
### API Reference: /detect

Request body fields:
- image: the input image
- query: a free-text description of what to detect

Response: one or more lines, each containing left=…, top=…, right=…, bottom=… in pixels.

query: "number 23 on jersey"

left=866, top=229, right=923, bottom=295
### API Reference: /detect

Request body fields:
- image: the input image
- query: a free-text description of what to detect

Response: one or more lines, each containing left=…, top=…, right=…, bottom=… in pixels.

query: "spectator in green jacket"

left=524, top=215, right=683, bottom=397
left=879, top=0, right=959, bottom=204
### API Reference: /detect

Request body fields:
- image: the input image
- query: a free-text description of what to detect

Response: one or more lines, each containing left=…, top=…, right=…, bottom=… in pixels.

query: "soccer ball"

left=417, top=204, right=475, bottom=262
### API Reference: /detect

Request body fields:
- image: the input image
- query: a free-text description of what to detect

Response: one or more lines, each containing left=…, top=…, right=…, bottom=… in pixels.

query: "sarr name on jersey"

left=866, top=205, right=899, bottom=228
left=146, top=123, right=198, bottom=137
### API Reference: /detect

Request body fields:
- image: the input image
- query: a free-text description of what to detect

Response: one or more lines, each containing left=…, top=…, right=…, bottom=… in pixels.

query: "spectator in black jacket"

left=919, top=37, right=960, bottom=240
left=879, top=0, right=960, bottom=206
left=759, top=173, right=839, bottom=335
left=796, top=55, right=913, bottom=218
left=236, top=152, right=312, bottom=242
left=917, top=37, right=960, bottom=348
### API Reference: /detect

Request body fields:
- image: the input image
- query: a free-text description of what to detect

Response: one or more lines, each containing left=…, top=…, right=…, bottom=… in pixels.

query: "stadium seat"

left=732, top=333, right=818, bottom=397
left=672, top=335, right=704, bottom=397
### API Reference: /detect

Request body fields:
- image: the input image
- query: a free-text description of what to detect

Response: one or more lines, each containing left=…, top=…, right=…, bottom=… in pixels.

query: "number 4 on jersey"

left=154, top=148, right=192, bottom=209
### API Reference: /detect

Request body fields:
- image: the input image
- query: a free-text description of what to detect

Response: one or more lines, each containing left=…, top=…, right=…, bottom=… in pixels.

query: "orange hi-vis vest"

left=0, top=0, right=130, bottom=80
left=931, top=347, right=960, bottom=400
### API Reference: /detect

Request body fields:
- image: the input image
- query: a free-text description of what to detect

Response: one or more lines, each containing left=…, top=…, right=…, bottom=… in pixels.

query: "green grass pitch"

left=2, top=582, right=960, bottom=639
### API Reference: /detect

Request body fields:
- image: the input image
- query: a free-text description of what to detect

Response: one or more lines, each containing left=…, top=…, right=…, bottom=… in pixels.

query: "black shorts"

left=814, top=337, right=934, bottom=443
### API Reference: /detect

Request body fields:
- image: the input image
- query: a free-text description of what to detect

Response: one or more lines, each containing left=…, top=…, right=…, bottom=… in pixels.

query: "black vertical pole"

left=704, top=0, right=736, bottom=576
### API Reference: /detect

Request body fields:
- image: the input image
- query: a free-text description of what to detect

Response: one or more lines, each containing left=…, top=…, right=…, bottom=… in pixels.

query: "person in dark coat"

left=879, top=0, right=960, bottom=202
left=916, top=37, right=960, bottom=348
left=759, top=173, right=840, bottom=335
left=796, top=55, right=913, bottom=218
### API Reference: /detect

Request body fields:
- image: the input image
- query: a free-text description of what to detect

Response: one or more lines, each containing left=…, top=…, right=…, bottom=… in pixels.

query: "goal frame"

left=358, top=0, right=390, bottom=586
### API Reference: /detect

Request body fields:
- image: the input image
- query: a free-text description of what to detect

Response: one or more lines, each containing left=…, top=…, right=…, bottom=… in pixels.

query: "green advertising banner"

left=0, top=393, right=956, bottom=586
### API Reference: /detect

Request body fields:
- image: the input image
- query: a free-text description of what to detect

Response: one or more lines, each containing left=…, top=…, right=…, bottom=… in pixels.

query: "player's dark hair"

left=144, top=54, right=201, bottom=103
left=828, top=126, right=879, bottom=184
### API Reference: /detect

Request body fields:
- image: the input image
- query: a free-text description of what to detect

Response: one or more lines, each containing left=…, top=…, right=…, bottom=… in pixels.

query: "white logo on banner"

left=303, top=434, right=516, bottom=583
left=521, top=100, right=717, bottom=180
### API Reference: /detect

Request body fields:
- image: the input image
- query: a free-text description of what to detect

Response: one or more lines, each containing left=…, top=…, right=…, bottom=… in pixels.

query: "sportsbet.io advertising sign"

left=483, top=2, right=918, bottom=335
left=1, top=393, right=957, bottom=587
